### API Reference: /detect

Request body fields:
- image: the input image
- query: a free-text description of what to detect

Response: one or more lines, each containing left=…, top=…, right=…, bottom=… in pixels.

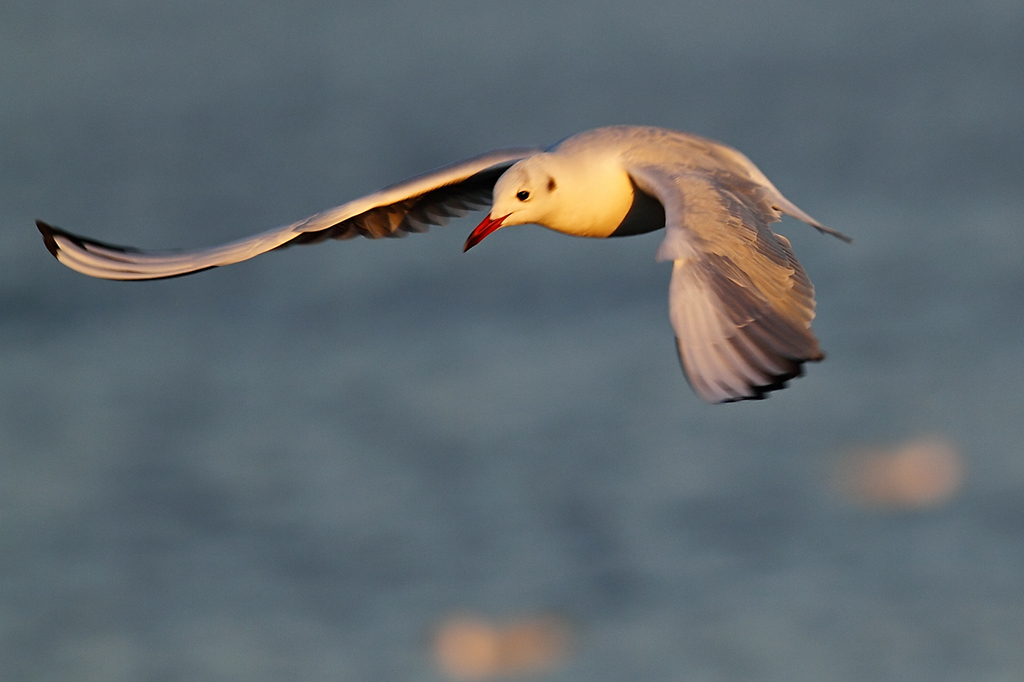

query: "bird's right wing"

left=37, top=147, right=540, bottom=280
left=627, top=163, right=826, bottom=403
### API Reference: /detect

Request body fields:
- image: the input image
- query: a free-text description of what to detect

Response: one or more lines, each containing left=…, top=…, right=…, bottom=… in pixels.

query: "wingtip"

left=685, top=339, right=826, bottom=405
left=36, top=219, right=62, bottom=258
left=715, top=361, right=805, bottom=404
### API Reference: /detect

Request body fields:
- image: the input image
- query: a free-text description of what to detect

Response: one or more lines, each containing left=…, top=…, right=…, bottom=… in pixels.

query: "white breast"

left=539, top=147, right=638, bottom=238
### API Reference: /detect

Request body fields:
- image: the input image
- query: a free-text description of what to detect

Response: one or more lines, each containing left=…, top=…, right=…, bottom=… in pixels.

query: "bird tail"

left=772, top=199, right=853, bottom=243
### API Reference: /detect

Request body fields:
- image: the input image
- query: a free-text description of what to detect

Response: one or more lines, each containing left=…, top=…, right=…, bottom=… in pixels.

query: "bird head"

left=464, top=156, right=558, bottom=251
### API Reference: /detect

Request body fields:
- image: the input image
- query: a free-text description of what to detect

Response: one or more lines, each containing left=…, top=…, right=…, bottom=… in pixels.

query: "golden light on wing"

left=631, top=163, right=825, bottom=402
left=37, top=148, right=538, bottom=280
left=37, top=126, right=845, bottom=403
left=684, top=176, right=818, bottom=332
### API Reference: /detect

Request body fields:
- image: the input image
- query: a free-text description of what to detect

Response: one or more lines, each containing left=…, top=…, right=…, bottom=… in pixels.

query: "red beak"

left=463, top=213, right=510, bottom=252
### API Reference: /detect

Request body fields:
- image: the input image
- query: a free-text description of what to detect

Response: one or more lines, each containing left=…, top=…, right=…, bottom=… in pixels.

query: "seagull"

left=36, top=125, right=850, bottom=403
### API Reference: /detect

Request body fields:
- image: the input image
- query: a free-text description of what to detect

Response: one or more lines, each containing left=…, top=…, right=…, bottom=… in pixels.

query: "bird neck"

left=541, top=153, right=636, bottom=238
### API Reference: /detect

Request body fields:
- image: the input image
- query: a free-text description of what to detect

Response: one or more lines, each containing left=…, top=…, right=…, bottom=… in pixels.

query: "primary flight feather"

left=37, top=125, right=850, bottom=403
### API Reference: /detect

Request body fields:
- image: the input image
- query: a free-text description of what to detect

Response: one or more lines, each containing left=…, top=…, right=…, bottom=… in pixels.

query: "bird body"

left=493, top=133, right=643, bottom=238
left=37, top=125, right=849, bottom=403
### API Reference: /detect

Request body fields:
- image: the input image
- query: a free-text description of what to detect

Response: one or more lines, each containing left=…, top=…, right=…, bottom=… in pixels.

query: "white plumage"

left=37, top=125, right=850, bottom=403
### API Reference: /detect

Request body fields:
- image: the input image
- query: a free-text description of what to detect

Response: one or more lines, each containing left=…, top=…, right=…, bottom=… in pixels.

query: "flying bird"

left=36, top=125, right=850, bottom=403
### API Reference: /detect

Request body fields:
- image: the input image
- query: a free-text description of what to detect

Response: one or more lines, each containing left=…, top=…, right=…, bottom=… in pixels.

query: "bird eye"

left=516, top=190, right=530, bottom=201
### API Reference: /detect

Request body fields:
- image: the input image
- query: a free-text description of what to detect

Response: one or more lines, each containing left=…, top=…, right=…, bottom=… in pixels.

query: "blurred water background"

left=2, top=1, right=1024, bottom=679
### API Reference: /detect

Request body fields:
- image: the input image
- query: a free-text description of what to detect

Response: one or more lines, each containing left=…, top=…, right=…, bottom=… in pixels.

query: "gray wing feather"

left=627, top=163, right=826, bottom=403
left=37, top=147, right=539, bottom=280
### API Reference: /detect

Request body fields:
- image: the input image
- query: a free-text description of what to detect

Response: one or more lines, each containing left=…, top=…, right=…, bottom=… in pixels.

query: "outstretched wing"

left=627, top=163, right=828, bottom=403
left=37, top=147, right=540, bottom=280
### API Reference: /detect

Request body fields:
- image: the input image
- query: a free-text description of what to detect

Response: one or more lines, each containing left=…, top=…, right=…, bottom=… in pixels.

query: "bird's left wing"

left=37, top=147, right=540, bottom=280
left=626, top=162, right=827, bottom=403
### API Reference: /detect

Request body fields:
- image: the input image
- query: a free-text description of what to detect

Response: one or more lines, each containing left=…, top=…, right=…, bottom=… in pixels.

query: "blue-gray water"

left=3, top=1, right=1024, bottom=680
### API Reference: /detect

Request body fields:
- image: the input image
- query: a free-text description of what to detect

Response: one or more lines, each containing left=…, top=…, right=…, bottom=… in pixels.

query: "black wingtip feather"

left=36, top=220, right=62, bottom=258
left=716, top=348, right=825, bottom=403
left=718, top=363, right=804, bottom=403
left=35, top=219, right=214, bottom=281
left=36, top=219, right=146, bottom=255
